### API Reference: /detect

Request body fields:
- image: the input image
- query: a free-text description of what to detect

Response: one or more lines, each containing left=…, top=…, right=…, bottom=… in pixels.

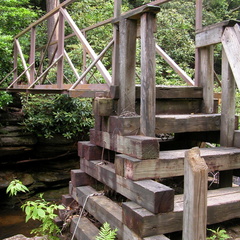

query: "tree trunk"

left=46, top=0, right=60, bottom=60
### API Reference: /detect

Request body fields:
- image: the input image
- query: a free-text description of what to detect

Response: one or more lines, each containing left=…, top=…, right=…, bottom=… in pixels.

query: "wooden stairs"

left=59, top=86, right=240, bottom=240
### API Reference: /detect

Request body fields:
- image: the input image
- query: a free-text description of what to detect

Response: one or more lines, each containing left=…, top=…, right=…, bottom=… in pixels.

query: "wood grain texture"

left=122, top=187, right=240, bottom=237
left=115, top=147, right=240, bottom=180
left=80, top=159, right=174, bottom=214
left=182, top=147, right=208, bottom=240
left=90, top=130, right=159, bottom=159
left=140, top=12, right=156, bottom=137
left=222, top=27, right=240, bottom=89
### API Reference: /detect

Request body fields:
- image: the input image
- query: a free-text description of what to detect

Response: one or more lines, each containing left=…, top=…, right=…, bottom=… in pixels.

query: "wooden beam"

left=70, top=185, right=147, bottom=240
left=70, top=169, right=92, bottom=187
left=156, top=44, right=194, bottom=86
left=29, top=27, right=36, bottom=84
left=182, top=147, right=208, bottom=240
left=14, top=0, right=76, bottom=39
left=220, top=48, right=236, bottom=146
left=122, top=187, right=240, bottom=237
left=90, top=130, right=159, bottom=160
left=115, top=147, right=240, bottom=180
left=199, top=46, right=214, bottom=113
left=80, top=159, right=174, bottom=214
left=140, top=12, right=157, bottom=136
left=222, top=27, right=240, bottom=89
left=118, top=18, right=137, bottom=114
left=60, top=8, right=112, bottom=85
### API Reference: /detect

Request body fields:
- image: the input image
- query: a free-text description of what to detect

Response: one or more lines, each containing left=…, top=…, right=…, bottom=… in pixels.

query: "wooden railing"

left=0, top=0, right=197, bottom=97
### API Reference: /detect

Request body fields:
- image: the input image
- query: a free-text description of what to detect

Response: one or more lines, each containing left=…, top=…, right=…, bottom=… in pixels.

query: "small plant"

left=207, top=227, right=231, bottom=240
left=6, top=179, right=65, bottom=240
left=6, top=179, right=29, bottom=197
left=95, top=222, right=117, bottom=240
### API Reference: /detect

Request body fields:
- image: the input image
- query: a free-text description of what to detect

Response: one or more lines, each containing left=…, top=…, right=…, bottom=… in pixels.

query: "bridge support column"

left=118, top=18, right=137, bottom=114
left=140, top=12, right=157, bottom=137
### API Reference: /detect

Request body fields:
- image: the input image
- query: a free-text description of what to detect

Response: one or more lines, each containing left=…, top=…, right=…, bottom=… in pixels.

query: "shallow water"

left=0, top=207, right=40, bottom=239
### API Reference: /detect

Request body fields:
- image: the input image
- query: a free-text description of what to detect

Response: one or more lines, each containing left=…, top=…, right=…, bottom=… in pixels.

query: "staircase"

left=59, top=85, right=240, bottom=240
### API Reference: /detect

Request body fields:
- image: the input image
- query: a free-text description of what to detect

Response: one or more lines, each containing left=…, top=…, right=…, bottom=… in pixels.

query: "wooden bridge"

left=1, top=0, right=240, bottom=239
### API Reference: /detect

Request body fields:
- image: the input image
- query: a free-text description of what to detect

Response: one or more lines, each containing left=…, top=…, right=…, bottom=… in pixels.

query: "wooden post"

left=29, top=27, right=36, bottom=84
left=182, top=147, right=208, bottom=240
left=112, top=0, right=121, bottom=86
left=118, top=18, right=137, bottom=114
left=219, top=48, right=235, bottom=187
left=199, top=46, right=214, bottom=113
left=13, top=40, right=18, bottom=87
left=57, top=11, right=64, bottom=89
left=194, top=0, right=203, bottom=86
left=140, top=12, right=156, bottom=137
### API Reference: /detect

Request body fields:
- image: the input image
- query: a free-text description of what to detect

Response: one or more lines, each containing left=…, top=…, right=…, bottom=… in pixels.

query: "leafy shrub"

left=21, top=94, right=94, bottom=139
left=0, top=92, right=13, bottom=109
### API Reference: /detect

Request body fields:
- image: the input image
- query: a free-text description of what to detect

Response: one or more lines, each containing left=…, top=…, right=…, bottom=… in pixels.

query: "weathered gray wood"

left=122, top=187, right=240, bottom=237
left=70, top=169, right=92, bottom=187
left=70, top=216, right=99, bottom=240
left=78, top=141, right=103, bottom=160
left=119, top=18, right=137, bottom=114
left=222, top=26, right=240, bottom=89
left=93, top=97, right=115, bottom=116
left=140, top=12, right=157, bottom=137
left=234, top=130, right=240, bottom=148
left=80, top=159, right=174, bottom=214
left=115, top=147, right=240, bottom=180
left=90, top=130, right=159, bottom=160
left=199, top=46, right=214, bottom=113
left=220, top=48, right=236, bottom=146
left=136, top=85, right=203, bottom=99
left=182, top=147, right=208, bottom=240
left=195, top=20, right=240, bottom=47
left=71, top=185, right=143, bottom=240
left=143, top=235, right=170, bottom=240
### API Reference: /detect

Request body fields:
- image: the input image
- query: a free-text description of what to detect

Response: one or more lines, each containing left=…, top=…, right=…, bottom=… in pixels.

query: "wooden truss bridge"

left=1, top=0, right=240, bottom=239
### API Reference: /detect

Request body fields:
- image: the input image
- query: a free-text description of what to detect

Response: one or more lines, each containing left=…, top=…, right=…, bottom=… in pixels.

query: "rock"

left=3, top=234, right=44, bottom=240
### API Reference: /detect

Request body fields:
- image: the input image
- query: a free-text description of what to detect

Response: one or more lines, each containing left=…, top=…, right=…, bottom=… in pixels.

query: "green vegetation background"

left=0, top=0, right=239, bottom=138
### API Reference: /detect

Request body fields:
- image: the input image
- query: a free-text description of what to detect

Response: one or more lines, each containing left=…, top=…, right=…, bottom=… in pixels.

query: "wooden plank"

left=70, top=169, right=92, bottom=187
left=136, top=85, right=203, bottom=99
left=93, top=97, right=115, bottom=116
left=220, top=48, right=236, bottom=146
left=80, top=159, right=174, bottom=214
left=70, top=216, right=99, bottom=240
left=234, top=130, right=240, bottom=148
left=119, top=18, right=137, bottom=114
left=61, top=8, right=112, bottom=86
left=155, top=114, right=221, bottom=133
left=222, top=27, right=240, bottom=89
left=90, top=130, right=159, bottom=159
left=143, top=236, right=169, bottom=240
left=199, top=46, right=214, bottom=113
left=115, top=147, right=240, bottom=180
left=140, top=12, right=157, bottom=137
left=182, top=147, right=208, bottom=240
left=70, top=185, right=143, bottom=240
left=122, top=187, right=240, bottom=237
left=78, top=141, right=103, bottom=160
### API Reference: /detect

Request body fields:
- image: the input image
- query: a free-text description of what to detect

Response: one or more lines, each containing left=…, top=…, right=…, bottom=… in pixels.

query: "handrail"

left=156, top=44, right=194, bottom=86
left=14, top=0, right=76, bottom=39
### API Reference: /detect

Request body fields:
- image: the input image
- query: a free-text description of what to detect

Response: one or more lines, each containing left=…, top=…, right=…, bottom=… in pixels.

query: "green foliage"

left=207, top=227, right=231, bottom=240
left=96, top=222, right=118, bottom=240
left=6, top=179, right=29, bottom=197
left=0, top=0, right=39, bottom=81
left=0, top=92, right=13, bottom=109
left=21, top=193, right=65, bottom=240
left=21, top=94, right=94, bottom=139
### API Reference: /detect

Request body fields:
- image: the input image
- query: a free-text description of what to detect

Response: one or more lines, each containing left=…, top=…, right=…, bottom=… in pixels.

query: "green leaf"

left=37, top=208, right=45, bottom=218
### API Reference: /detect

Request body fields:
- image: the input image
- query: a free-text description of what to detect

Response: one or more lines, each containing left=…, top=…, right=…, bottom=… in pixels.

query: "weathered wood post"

left=118, top=17, right=137, bottom=114
left=140, top=7, right=160, bottom=137
left=183, top=147, right=208, bottom=240
left=219, top=48, right=235, bottom=187
left=57, top=11, right=65, bottom=89
left=29, top=27, right=36, bottom=84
